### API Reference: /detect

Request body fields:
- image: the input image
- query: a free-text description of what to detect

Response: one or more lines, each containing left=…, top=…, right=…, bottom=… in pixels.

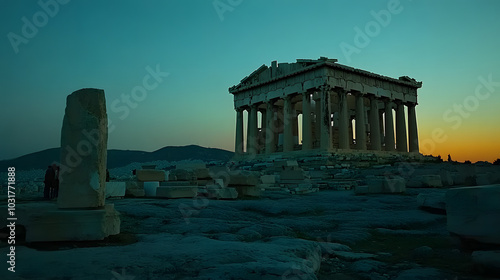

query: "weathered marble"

left=229, top=57, right=422, bottom=158
left=58, top=88, right=108, bottom=209
left=22, top=203, right=120, bottom=242
left=446, top=185, right=500, bottom=245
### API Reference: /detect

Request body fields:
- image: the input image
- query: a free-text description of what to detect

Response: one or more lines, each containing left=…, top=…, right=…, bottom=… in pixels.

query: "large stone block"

left=476, top=174, right=490, bottom=185
left=20, top=203, right=120, bottom=242
left=261, top=175, right=276, bottom=184
left=227, top=170, right=260, bottom=186
left=105, top=182, right=126, bottom=198
left=280, top=169, right=305, bottom=180
left=440, top=170, right=454, bottom=186
left=446, top=185, right=500, bottom=245
left=273, top=160, right=299, bottom=170
left=125, top=181, right=145, bottom=197
left=355, top=176, right=405, bottom=194
left=58, top=88, right=107, bottom=209
left=143, top=181, right=159, bottom=197
left=417, top=193, right=446, bottom=214
left=136, top=169, right=166, bottom=182
left=472, top=251, right=500, bottom=274
left=169, top=169, right=196, bottom=181
left=451, top=172, right=464, bottom=185
left=156, top=186, right=198, bottom=198
left=407, top=175, right=443, bottom=188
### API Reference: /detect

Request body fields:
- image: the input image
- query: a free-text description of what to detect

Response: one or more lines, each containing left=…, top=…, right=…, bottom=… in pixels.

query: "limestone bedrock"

left=58, top=88, right=108, bottom=209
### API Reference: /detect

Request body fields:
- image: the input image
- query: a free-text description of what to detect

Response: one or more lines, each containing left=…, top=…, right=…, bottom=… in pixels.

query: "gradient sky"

left=1, top=0, right=499, bottom=163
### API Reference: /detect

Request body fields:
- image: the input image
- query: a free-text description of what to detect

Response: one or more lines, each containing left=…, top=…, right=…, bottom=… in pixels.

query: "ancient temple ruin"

left=229, top=57, right=422, bottom=157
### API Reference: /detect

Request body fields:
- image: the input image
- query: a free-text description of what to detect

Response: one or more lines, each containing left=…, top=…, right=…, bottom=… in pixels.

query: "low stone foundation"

left=13, top=203, right=120, bottom=242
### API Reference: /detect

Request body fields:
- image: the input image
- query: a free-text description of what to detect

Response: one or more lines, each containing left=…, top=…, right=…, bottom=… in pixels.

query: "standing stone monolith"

left=58, top=88, right=108, bottom=209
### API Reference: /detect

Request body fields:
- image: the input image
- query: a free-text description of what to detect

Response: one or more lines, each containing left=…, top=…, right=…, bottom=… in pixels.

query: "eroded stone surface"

left=16, top=203, right=120, bottom=242
left=58, top=88, right=107, bottom=209
left=355, top=176, right=405, bottom=194
left=446, top=184, right=500, bottom=245
left=472, top=250, right=500, bottom=274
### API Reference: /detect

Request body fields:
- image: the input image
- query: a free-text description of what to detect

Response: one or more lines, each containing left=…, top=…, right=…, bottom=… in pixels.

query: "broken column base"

left=16, top=203, right=120, bottom=242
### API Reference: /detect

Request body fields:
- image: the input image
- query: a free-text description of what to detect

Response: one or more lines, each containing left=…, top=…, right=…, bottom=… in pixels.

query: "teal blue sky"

left=1, top=0, right=499, bottom=162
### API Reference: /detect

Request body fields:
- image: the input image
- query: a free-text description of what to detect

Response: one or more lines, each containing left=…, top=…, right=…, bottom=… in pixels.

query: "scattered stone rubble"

left=3, top=148, right=500, bottom=278
left=99, top=152, right=500, bottom=206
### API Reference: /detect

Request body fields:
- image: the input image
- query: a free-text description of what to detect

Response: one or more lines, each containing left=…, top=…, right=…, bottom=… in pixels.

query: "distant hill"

left=0, top=145, right=234, bottom=171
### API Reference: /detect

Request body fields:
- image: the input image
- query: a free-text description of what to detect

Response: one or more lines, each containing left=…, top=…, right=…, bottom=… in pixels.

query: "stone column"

left=349, top=116, right=354, bottom=148
left=379, top=110, right=385, bottom=148
left=260, top=109, right=267, bottom=154
left=283, top=96, right=294, bottom=152
left=314, top=96, right=321, bottom=148
left=384, top=101, right=395, bottom=151
left=292, top=108, right=299, bottom=145
left=338, top=89, right=350, bottom=150
left=265, top=101, right=276, bottom=154
left=369, top=96, right=381, bottom=151
left=355, top=93, right=367, bottom=150
left=395, top=101, right=408, bottom=152
left=302, top=92, right=312, bottom=150
left=59, top=88, right=108, bottom=209
left=408, top=103, right=419, bottom=153
left=235, top=108, right=244, bottom=155
left=247, top=104, right=258, bottom=155
left=320, top=86, right=332, bottom=150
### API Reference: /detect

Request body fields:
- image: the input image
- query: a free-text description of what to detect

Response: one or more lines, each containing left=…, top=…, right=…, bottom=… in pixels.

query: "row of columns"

left=235, top=86, right=419, bottom=156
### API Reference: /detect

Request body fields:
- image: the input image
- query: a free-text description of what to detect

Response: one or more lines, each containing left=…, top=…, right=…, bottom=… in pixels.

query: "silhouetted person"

left=447, top=154, right=452, bottom=162
left=52, top=164, right=60, bottom=199
left=106, top=169, right=110, bottom=182
left=44, top=165, right=55, bottom=200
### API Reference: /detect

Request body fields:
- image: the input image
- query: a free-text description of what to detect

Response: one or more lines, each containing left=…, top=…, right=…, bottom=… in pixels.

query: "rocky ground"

left=1, top=159, right=499, bottom=279
left=0, top=187, right=497, bottom=279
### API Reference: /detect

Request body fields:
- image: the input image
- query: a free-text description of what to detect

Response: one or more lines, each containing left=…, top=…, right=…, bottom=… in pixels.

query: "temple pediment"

left=229, top=57, right=421, bottom=94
